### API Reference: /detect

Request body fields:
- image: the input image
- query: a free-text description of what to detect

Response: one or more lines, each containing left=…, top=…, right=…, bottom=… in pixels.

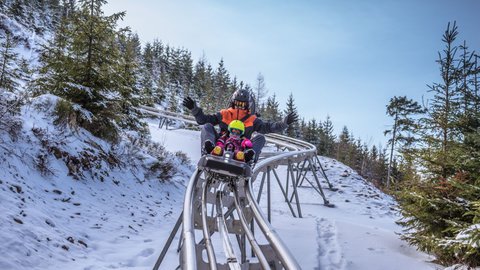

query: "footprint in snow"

left=315, top=218, right=346, bottom=270
left=139, top=248, right=154, bottom=257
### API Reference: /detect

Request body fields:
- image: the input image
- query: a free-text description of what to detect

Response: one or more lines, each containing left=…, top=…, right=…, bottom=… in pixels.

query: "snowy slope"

left=148, top=123, right=440, bottom=270
left=0, top=99, right=192, bottom=270
left=1, top=115, right=441, bottom=270
left=255, top=159, right=438, bottom=270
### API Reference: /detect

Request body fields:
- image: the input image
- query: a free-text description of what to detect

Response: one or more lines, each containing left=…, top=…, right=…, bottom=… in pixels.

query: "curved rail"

left=201, top=177, right=217, bottom=269
left=143, top=106, right=333, bottom=270
left=215, top=185, right=241, bottom=270
left=181, top=169, right=201, bottom=270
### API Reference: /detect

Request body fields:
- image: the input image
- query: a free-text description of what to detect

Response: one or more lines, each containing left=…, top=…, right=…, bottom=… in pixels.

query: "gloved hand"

left=182, top=96, right=196, bottom=110
left=284, top=112, right=298, bottom=125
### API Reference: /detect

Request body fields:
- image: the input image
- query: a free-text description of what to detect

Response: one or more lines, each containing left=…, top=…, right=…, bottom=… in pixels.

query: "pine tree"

left=192, top=56, right=207, bottom=102
left=384, top=96, right=424, bottom=188
left=8, top=0, right=24, bottom=20
left=303, top=119, right=319, bottom=145
left=117, top=31, right=145, bottom=132
left=138, top=42, right=157, bottom=105
left=181, top=50, right=193, bottom=96
left=213, top=59, right=231, bottom=111
left=0, top=31, right=20, bottom=91
left=336, top=126, right=351, bottom=163
left=421, top=21, right=462, bottom=178
left=284, top=93, right=299, bottom=138
left=457, top=41, right=476, bottom=115
left=262, top=93, right=282, bottom=122
left=61, top=0, right=76, bottom=19
left=396, top=22, right=480, bottom=266
left=36, top=0, right=131, bottom=141
left=318, top=115, right=336, bottom=157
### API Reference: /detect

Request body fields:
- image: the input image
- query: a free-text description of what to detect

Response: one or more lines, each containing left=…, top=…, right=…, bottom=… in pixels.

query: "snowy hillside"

left=149, top=122, right=440, bottom=270
left=1, top=104, right=440, bottom=269
left=0, top=97, right=192, bottom=270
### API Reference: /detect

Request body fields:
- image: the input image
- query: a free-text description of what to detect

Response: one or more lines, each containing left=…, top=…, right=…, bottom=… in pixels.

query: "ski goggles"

left=229, top=128, right=243, bottom=136
left=233, top=100, right=248, bottom=110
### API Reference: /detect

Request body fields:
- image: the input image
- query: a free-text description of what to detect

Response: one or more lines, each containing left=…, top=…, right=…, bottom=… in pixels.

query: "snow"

left=0, top=114, right=443, bottom=269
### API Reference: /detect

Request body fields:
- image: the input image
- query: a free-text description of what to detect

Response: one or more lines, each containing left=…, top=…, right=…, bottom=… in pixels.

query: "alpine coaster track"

left=139, top=106, right=336, bottom=270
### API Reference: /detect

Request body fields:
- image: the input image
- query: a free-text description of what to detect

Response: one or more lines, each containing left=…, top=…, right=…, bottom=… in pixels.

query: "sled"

left=198, top=152, right=252, bottom=178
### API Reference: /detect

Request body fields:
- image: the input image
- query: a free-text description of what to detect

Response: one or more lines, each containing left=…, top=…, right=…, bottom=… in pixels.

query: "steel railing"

left=142, top=106, right=334, bottom=270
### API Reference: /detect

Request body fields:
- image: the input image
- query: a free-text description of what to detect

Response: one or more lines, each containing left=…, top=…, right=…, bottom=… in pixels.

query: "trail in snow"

left=315, top=217, right=346, bottom=270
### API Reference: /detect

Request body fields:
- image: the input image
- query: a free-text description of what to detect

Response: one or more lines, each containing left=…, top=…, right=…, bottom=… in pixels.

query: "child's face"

left=229, top=128, right=242, bottom=139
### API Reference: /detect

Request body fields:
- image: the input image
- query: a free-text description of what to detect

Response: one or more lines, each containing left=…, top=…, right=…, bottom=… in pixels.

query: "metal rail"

left=144, top=106, right=335, bottom=270
left=215, top=185, right=241, bottom=270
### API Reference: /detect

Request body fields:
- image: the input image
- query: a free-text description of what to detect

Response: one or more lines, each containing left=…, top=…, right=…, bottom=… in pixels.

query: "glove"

left=182, top=96, right=196, bottom=110
left=284, top=112, right=298, bottom=125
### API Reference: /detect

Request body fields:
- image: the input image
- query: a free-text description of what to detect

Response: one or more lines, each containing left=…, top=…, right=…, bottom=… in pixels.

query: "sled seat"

left=198, top=154, right=252, bottom=178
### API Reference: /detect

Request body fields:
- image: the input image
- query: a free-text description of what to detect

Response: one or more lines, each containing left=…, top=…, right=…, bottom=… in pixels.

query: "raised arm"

left=182, top=97, right=222, bottom=125
left=253, top=112, right=298, bottom=134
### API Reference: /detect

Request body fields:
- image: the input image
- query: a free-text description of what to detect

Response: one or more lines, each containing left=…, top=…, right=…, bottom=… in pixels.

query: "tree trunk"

left=387, top=111, right=398, bottom=189
left=0, top=34, right=11, bottom=88
left=86, top=0, right=94, bottom=85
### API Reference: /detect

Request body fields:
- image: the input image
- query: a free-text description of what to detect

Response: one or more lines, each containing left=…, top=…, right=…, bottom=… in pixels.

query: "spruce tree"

left=284, top=93, right=299, bottom=138
left=138, top=42, right=157, bottom=105
left=318, top=115, right=336, bottom=157
left=36, top=0, right=131, bottom=141
left=262, top=93, right=282, bottom=122
left=0, top=31, right=20, bottom=91
left=384, top=96, right=424, bottom=188
left=181, top=50, right=194, bottom=96
left=192, top=56, right=207, bottom=103
left=421, top=21, right=462, bottom=178
left=213, top=59, right=231, bottom=111
left=397, top=22, right=480, bottom=266
left=336, top=126, right=351, bottom=163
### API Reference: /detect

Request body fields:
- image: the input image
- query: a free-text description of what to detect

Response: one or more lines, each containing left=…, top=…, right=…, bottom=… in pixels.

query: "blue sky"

left=104, top=0, right=480, bottom=147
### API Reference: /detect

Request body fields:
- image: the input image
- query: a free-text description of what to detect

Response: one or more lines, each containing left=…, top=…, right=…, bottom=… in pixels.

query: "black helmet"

left=230, top=89, right=256, bottom=114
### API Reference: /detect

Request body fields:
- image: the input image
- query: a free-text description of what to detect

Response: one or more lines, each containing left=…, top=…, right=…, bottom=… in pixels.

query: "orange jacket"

left=191, top=106, right=287, bottom=139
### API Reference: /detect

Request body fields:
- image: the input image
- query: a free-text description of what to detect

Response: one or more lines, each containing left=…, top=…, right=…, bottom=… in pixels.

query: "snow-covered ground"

left=0, top=116, right=441, bottom=269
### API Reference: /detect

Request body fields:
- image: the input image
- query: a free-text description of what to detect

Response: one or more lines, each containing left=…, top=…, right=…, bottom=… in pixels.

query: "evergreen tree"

left=384, top=96, right=424, bottom=188
left=197, top=63, right=215, bottom=113
left=284, top=93, right=299, bottom=137
left=262, top=93, right=282, bottom=122
left=35, top=0, right=132, bottom=141
left=421, top=21, right=462, bottom=178
left=457, top=40, right=476, bottom=115
left=181, top=50, right=194, bottom=96
left=304, top=119, right=319, bottom=145
left=397, top=22, right=480, bottom=266
left=117, top=31, right=145, bottom=132
left=213, top=59, right=231, bottom=111
left=8, top=0, right=25, bottom=20
left=318, top=115, right=336, bottom=157
left=192, top=56, right=207, bottom=102
left=336, top=126, right=351, bottom=163
left=0, top=31, right=20, bottom=91
left=138, top=42, right=156, bottom=105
